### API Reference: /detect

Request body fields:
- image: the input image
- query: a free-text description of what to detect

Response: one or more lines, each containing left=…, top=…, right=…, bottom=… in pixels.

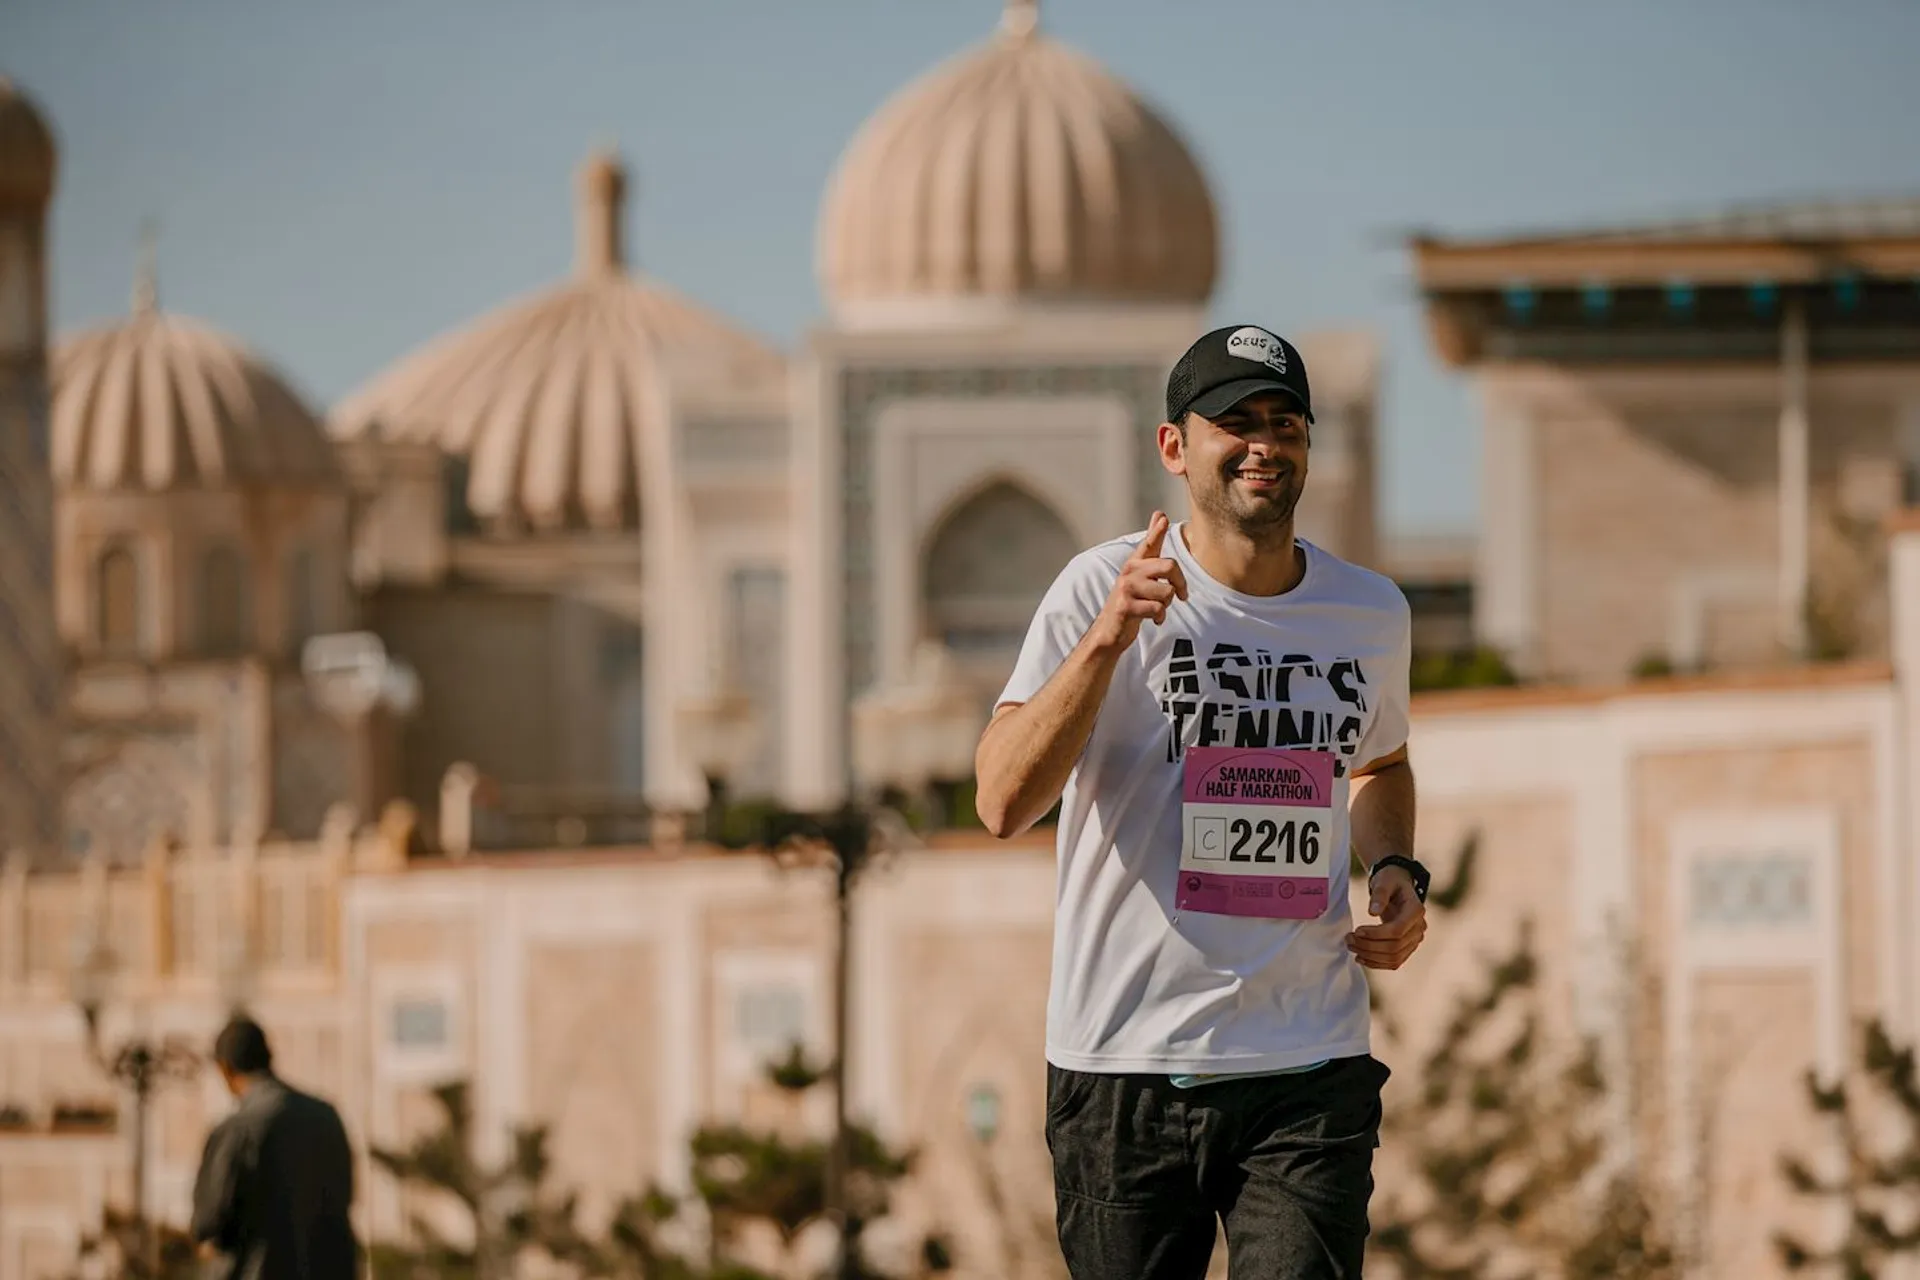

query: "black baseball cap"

left=1165, top=324, right=1313, bottom=424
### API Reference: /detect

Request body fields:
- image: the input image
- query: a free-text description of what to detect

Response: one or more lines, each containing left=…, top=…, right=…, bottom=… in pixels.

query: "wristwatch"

left=1369, top=854, right=1430, bottom=903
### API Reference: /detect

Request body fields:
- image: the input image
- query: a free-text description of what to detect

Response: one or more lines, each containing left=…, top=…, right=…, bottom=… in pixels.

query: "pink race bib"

left=1175, top=746, right=1337, bottom=920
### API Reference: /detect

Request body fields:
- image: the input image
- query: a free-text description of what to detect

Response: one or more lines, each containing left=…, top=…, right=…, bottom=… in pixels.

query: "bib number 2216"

left=1219, top=815, right=1322, bottom=865
left=1176, top=746, right=1337, bottom=920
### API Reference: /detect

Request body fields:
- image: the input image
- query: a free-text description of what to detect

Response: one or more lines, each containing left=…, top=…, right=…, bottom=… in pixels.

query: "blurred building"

left=9, top=605, right=1920, bottom=1278
left=4, top=5, right=1920, bottom=1279
left=22, top=8, right=1388, bottom=872
left=1417, top=201, right=1920, bottom=682
left=1379, top=531, right=1477, bottom=665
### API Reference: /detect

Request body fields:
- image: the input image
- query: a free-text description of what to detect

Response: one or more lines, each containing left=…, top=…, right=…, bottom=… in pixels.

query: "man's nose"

left=1244, top=423, right=1289, bottom=447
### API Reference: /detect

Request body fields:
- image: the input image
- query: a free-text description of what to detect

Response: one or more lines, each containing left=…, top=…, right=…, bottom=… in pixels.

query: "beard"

left=1190, top=462, right=1302, bottom=542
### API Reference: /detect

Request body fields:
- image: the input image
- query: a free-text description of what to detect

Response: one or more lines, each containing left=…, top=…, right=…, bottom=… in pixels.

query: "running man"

left=974, top=324, right=1430, bottom=1278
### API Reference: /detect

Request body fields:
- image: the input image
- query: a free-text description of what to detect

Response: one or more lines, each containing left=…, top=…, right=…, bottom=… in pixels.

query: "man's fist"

left=1346, top=864, right=1428, bottom=971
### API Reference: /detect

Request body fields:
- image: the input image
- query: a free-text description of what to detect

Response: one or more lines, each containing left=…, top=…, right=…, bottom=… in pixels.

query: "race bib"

left=1176, top=746, right=1336, bottom=919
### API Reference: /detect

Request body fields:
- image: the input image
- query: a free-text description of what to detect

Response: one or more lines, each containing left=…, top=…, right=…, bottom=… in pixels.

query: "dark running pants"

left=1045, top=1054, right=1389, bottom=1279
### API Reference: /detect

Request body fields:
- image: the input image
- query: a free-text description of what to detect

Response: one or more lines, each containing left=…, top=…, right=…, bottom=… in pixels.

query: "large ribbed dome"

left=0, top=77, right=56, bottom=211
left=330, top=149, right=784, bottom=534
left=51, top=263, right=338, bottom=492
left=818, top=1, right=1218, bottom=313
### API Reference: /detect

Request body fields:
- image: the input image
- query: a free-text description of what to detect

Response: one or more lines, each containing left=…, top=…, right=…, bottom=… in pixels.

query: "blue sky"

left=6, top=0, right=1916, bottom=535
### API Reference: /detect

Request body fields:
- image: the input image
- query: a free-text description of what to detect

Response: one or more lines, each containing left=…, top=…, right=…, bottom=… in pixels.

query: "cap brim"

left=1187, top=379, right=1313, bottom=423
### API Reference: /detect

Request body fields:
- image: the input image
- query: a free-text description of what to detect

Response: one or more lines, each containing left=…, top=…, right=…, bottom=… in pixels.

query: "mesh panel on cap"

left=1165, top=351, right=1196, bottom=422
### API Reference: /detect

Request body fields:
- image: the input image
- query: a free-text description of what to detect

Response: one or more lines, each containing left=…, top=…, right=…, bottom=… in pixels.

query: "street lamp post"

left=758, top=803, right=891, bottom=1280
left=70, top=934, right=200, bottom=1277
left=797, top=643, right=983, bottom=1280
left=690, top=640, right=984, bottom=1280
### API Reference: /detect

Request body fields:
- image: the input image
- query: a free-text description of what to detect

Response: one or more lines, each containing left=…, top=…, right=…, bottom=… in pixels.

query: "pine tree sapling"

left=368, top=1078, right=592, bottom=1279
left=1776, top=1017, right=1920, bottom=1275
left=1370, top=921, right=1675, bottom=1278
left=368, top=1057, right=956, bottom=1280
left=679, top=1041, right=940, bottom=1280
left=592, top=1182, right=730, bottom=1280
left=1367, top=831, right=1677, bottom=1279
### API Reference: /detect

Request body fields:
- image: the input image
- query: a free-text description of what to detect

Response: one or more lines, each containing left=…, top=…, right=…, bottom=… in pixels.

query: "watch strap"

left=1369, top=854, right=1430, bottom=902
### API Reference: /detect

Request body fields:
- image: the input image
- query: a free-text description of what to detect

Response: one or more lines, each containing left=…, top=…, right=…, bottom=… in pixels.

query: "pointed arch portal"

left=922, top=479, right=1077, bottom=657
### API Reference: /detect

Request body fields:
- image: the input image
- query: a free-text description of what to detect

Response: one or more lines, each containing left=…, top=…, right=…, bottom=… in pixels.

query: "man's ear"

left=1156, top=419, right=1188, bottom=477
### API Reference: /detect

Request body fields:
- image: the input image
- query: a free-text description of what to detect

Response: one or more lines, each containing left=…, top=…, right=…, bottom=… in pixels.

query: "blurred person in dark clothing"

left=190, top=1015, right=359, bottom=1280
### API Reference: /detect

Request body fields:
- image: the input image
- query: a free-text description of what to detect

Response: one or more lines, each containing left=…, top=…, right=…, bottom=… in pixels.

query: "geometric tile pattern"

left=1688, top=849, right=1815, bottom=928
left=64, top=726, right=199, bottom=865
left=836, top=361, right=1165, bottom=702
left=0, top=370, right=62, bottom=862
left=924, top=480, right=1080, bottom=654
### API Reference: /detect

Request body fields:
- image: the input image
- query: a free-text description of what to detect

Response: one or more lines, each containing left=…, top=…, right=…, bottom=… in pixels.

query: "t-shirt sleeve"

left=1354, top=590, right=1413, bottom=772
left=995, top=549, right=1119, bottom=708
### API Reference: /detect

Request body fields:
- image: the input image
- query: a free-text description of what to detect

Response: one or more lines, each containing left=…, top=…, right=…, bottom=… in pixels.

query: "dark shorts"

left=1045, top=1054, right=1390, bottom=1280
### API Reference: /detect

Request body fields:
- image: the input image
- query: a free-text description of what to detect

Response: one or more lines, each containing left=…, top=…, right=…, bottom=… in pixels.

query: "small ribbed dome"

left=818, top=1, right=1218, bottom=313
left=331, top=148, right=784, bottom=533
left=0, top=77, right=57, bottom=210
left=52, top=258, right=338, bottom=492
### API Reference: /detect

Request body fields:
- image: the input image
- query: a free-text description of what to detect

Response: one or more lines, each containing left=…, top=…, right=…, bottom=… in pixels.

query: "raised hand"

left=1093, top=511, right=1190, bottom=652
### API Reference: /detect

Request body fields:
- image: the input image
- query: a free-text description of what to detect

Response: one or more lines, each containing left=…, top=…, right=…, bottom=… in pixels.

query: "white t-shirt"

left=997, top=521, right=1412, bottom=1075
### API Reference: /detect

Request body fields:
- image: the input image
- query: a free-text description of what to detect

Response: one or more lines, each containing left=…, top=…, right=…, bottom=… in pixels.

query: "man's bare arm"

left=973, top=634, right=1128, bottom=838
left=1346, top=744, right=1426, bottom=970
left=1348, top=744, right=1414, bottom=873
left=974, top=512, right=1187, bottom=839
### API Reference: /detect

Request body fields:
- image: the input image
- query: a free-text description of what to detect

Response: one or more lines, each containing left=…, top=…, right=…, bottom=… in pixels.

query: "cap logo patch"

left=1225, top=326, right=1288, bottom=374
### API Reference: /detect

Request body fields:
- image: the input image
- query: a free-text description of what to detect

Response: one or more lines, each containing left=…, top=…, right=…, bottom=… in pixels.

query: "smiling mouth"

left=1231, top=464, right=1288, bottom=487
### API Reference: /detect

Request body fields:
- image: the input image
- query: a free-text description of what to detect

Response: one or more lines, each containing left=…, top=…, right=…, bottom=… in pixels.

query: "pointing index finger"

left=1134, top=511, right=1169, bottom=561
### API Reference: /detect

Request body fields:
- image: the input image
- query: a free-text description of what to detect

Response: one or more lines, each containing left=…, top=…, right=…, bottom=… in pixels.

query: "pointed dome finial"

left=0, top=76, right=57, bottom=210
left=131, top=218, right=159, bottom=315
left=575, top=144, right=628, bottom=277
left=1002, top=0, right=1039, bottom=38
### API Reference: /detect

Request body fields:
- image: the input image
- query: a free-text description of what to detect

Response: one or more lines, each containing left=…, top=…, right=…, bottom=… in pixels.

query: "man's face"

left=1159, top=390, right=1309, bottom=534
